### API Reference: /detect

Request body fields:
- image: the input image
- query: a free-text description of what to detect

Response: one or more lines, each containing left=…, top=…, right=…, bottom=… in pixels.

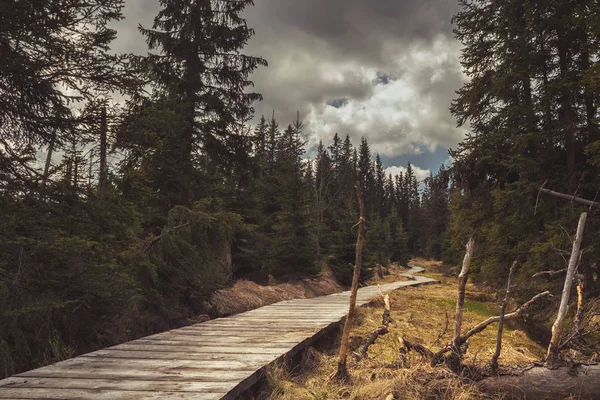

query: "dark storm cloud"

left=246, top=0, right=460, bottom=66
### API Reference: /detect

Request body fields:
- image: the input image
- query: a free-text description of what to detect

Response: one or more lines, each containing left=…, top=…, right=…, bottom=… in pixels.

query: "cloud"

left=385, top=165, right=431, bottom=183
left=111, top=0, right=467, bottom=170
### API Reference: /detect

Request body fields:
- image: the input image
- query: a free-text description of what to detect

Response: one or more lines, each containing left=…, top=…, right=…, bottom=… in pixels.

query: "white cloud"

left=385, top=165, right=431, bottom=182
left=273, top=35, right=469, bottom=158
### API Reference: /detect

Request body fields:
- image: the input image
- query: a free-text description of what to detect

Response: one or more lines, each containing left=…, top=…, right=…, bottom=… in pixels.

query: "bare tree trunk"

left=491, top=260, right=517, bottom=371
left=547, top=212, right=587, bottom=365
left=453, top=239, right=474, bottom=343
left=99, top=104, right=108, bottom=191
left=446, top=238, right=474, bottom=371
left=335, top=182, right=366, bottom=381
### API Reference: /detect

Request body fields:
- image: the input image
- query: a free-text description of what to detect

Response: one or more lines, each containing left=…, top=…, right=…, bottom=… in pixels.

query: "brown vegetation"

left=263, top=272, right=545, bottom=400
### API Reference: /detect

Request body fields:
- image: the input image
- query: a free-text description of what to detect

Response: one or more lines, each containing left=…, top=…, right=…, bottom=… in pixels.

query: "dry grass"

left=263, top=269, right=545, bottom=400
left=207, top=267, right=344, bottom=317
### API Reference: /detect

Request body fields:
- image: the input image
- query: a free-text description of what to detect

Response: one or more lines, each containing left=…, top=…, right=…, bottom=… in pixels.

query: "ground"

left=262, top=259, right=546, bottom=400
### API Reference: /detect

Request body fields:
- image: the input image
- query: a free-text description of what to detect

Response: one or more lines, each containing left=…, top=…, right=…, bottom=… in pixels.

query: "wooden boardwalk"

left=0, top=266, right=435, bottom=400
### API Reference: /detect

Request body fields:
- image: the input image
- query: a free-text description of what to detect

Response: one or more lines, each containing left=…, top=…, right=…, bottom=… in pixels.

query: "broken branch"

left=539, top=188, right=599, bottom=208
left=354, top=294, right=391, bottom=361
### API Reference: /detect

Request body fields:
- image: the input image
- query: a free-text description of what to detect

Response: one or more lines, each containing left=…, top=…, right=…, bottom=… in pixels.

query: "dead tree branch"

left=533, top=269, right=567, bottom=279
left=547, top=212, right=587, bottom=366
left=354, top=294, right=391, bottom=361
left=539, top=187, right=600, bottom=208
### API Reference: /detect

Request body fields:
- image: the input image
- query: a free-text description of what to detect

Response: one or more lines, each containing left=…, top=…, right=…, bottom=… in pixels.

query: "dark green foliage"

left=447, top=0, right=600, bottom=298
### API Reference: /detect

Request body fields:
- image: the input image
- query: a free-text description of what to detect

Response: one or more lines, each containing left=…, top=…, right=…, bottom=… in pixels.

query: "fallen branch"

left=491, top=260, right=518, bottom=372
left=354, top=294, right=391, bottom=361
left=539, top=187, right=600, bottom=208
left=459, top=291, right=552, bottom=343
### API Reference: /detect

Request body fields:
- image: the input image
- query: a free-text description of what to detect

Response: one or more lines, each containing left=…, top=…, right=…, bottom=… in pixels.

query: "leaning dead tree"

left=546, top=212, right=587, bottom=365
left=334, top=182, right=366, bottom=381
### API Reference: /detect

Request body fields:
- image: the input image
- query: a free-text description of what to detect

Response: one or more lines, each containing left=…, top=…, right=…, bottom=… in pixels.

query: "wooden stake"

left=491, top=260, right=517, bottom=372
left=546, top=212, right=587, bottom=365
left=335, top=182, right=366, bottom=380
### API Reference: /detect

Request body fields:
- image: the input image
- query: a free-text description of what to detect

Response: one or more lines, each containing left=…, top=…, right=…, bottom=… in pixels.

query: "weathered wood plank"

left=81, top=350, right=281, bottom=363
left=112, top=343, right=294, bottom=354
left=1, top=377, right=239, bottom=393
left=0, top=387, right=221, bottom=399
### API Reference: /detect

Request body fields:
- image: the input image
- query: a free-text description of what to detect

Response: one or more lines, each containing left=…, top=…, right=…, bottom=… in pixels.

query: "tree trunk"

left=478, top=365, right=600, bottom=400
left=491, top=260, right=517, bottom=371
left=335, top=182, right=366, bottom=380
left=99, top=104, right=108, bottom=191
left=547, top=212, right=587, bottom=365
left=556, top=21, right=577, bottom=192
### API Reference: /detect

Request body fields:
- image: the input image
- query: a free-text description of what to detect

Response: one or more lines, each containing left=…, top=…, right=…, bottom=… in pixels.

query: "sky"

left=111, top=0, right=468, bottom=182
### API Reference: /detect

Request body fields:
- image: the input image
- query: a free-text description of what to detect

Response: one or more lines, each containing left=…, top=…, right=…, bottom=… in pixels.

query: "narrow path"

left=0, top=266, right=435, bottom=400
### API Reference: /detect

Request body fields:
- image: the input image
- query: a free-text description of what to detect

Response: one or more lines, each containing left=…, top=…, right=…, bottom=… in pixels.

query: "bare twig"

left=432, top=311, right=449, bottom=348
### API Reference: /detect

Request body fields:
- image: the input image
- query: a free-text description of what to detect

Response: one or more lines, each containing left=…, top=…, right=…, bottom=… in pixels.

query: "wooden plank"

left=17, top=368, right=252, bottom=383
left=18, top=357, right=260, bottom=372
left=140, top=335, right=303, bottom=345
left=81, top=350, right=281, bottom=363
left=112, top=343, right=293, bottom=354
left=0, top=387, right=220, bottom=399
left=1, top=377, right=239, bottom=393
